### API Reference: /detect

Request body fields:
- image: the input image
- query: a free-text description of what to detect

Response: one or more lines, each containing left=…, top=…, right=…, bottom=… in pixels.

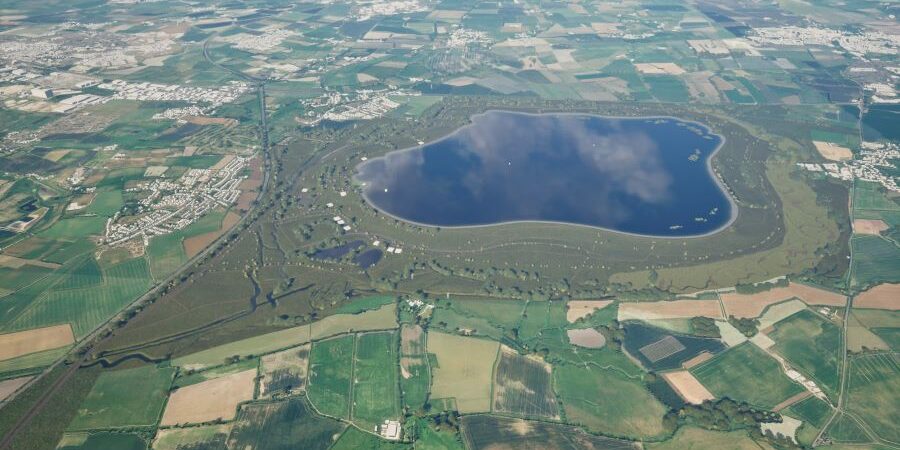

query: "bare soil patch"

left=854, top=283, right=900, bottom=310
left=772, top=391, right=812, bottom=412
left=0, top=376, right=32, bottom=402
left=160, top=369, right=257, bottom=425
left=662, top=371, right=715, bottom=404
left=681, top=351, right=714, bottom=369
left=566, top=328, right=606, bottom=349
left=184, top=211, right=240, bottom=258
left=186, top=116, right=238, bottom=127
left=721, top=282, right=846, bottom=318
left=618, top=299, right=722, bottom=321
left=0, top=324, right=74, bottom=361
left=853, top=219, right=888, bottom=235
left=812, top=141, right=853, bottom=161
left=566, top=300, right=613, bottom=323
left=634, top=63, right=686, bottom=75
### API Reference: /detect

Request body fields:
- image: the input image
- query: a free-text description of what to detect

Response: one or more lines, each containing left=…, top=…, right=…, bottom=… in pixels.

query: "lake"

left=355, top=111, right=734, bottom=237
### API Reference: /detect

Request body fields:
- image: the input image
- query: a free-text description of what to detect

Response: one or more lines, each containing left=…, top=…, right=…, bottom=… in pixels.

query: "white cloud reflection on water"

left=356, top=111, right=713, bottom=230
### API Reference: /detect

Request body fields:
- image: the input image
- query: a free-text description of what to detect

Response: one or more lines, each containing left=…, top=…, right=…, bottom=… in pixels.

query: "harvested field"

left=183, top=211, right=240, bottom=257
left=852, top=219, right=888, bottom=235
left=152, top=424, right=232, bottom=450
left=0, top=324, right=74, bottom=361
left=566, top=328, right=606, bottom=348
left=566, top=300, right=613, bottom=323
left=400, top=324, right=425, bottom=355
left=757, top=300, right=808, bottom=330
left=634, top=63, right=686, bottom=75
left=309, top=303, right=397, bottom=339
left=721, top=283, right=846, bottom=318
left=428, top=332, right=499, bottom=413
left=160, top=369, right=257, bottom=425
left=662, top=371, right=714, bottom=404
left=773, top=391, right=812, bottom=412
left=812, top=141, right=853, bottom=161
left=0, top=376, right=31, bottom=402
left=715, top=321, right=748, bottom=347
left=618, top=299, right=722, bottom=321
left=854, top=283, right=900, bottom=310
left=186, top=116, right=238, bottom=126
left=260, top=344, right=310, bottom=398
left=681, top=351, right=714, bottom=369
left=461, top=415, right=637, bottom=450
left=493, top=345, right=559, bottom=419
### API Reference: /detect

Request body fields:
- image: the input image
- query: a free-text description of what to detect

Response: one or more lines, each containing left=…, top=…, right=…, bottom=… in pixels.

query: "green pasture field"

left=151, top=424, right=231, bottom=450
left=0, top=264, right=52, bottom=292
left=171, top=324, right=311, bottom=369
left=428, top=332, right=499, bottom=414
left=828, top=413, right=870, bottom=443
left=82, top=190, right=124, bottom=217
left=415, top=418, right=464, bottom=450
left=56, top=432, right=147, bottom=450
left=172, top=357, right=258, bottom=389
left=146, top=209, right=225, bottom=279
left=850, top=236, right=900, bottom=288
left=308, top=335, right=354, bottom=419
left=647, top=427, right=765, bottom=450
left=228, top=398, right=346, bottom=450
left=853, top=181, right=900, bottom=213
left=310, top=303, right=398, bottom=339
left=172, top=303, right=396, bottom=369
left=67, top=365, right=174, bottom=430
left=52, top=256, right=102, bottom=291
left=768, top=309, right=842, bottom=396
left=690, top=342, right=805, bottom=409
left=461, top=414, right=637, bottom=450
left=554, top=363, right=667, bottom=439
left=0, top=345, right=71, bottom=380
left=352, top=331, right=401, bottom=427
left=846, top=353, right=900, bottom=442
left=431, top=306, right=506, bottom=341
left=335, top=295, right=395, bottom=314
left=517, top=301, right=567, bottom=343
left=7, top=256, right=152, bottom=338
left=399, top=325, right=430, bottom=411
left=39, top=216, right=106, bottom=240
left=785, top=396, right=832, bottom=429
left=331, top=426, right=410, bottom=450
left=492, top=347, right=558, bottom=419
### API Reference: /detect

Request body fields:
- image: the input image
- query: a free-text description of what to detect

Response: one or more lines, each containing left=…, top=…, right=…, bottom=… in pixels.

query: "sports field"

left=67, top=365, right=174, bottom=430
left=690, top=342, right=804, bottom=409
left=428, top=332, right=499, bottom=414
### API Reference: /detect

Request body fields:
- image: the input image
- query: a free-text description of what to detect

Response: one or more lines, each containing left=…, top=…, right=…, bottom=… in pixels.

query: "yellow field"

left=160, top=369, right=257, bottom=425
left=618, top=299, right=722, bottom=321
left=566, top=300, right=613, bottom=323
left=428, top=332, right=499, bottom=413
left=854, top=283, right=900, bottom=310
left=0, top=324, right=74, bottom=361
left=662, top=371, right=714, bottom=404
left=721, top=283, right=846, bottom=318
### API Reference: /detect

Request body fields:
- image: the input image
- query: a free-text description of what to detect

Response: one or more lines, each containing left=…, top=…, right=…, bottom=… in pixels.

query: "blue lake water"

left=355, top=111, right=734, bottom=237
